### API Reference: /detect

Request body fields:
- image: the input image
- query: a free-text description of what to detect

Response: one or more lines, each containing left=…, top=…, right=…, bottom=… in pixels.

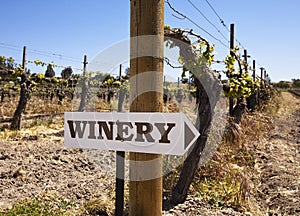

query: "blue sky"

left=0, top=0, right=299, bottom=82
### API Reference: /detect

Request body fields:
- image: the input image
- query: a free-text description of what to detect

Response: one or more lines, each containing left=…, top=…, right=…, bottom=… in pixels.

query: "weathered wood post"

left=129, top=0, right=164, bottom=215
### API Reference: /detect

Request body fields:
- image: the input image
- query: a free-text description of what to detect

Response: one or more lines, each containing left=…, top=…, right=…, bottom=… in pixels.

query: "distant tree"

left=274, top=81, right=291, bottom=89
left=94, top=71, right=110, bottom=82
left=292, top=78, right=300, bottom=88
left=45, top=64, right=55, bottom=78
left=125, top=67, right=130, bottom=76
left=123, top=67, right=130, bottom=80
left=61, top=66, right=73, bottom=79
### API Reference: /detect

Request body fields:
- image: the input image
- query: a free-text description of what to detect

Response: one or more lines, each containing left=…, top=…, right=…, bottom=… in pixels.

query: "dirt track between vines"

left=251, top=92, right=300, bottom=215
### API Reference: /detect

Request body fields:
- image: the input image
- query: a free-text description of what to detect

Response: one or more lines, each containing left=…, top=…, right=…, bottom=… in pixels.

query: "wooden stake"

left=83, top=55, right=87, bottom=76
left=129, top=0, right=164, bottom=215
left=258, top=67, right=264, bottom=106
left=252, top=60, right=256, bottom=81
left=115, top=64, right=125, bottom=216
left=22, top=46, right=26, bottom=69
left=229, top=23, right=234, bottom=116
left=260, top=67, right=264, bottom=88
left=78, top=55, right=88, bottom=112
left=242, top=49, right=250, bottom=73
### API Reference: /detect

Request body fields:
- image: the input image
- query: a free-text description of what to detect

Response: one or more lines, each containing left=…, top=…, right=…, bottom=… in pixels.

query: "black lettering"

left=116, top=121, right=134, bottom=141
left=67, top=120, right=87, bottom=138
left=155, top=123, right=175, bottom=143
left=98, top=121, right=114, bottom=140
left=135, top=122, right=155, bottom=142
left=88, top=121, right=97, bottom=139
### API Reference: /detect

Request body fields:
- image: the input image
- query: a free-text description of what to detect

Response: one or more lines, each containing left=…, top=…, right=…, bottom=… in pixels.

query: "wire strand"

left=203, top=1, right=249, bottom=54
left=166, top=0, right=229, bottom=48
left=203, top=0, right=229, bottom=31
left=0, top=42, right=83, bottom=63
left=186, top=0, right=229, bottom=43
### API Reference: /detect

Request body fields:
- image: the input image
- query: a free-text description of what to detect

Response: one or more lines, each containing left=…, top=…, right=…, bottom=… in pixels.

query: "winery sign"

left=64, top=112, right=200, bottom=155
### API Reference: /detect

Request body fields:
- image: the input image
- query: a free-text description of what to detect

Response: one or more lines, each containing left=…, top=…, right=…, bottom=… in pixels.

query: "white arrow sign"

left=64, top=112, right=200, bottom=155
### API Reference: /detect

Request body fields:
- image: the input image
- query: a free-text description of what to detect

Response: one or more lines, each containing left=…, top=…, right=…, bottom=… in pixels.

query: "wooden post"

left=115, top=64, right=125, bottom=216
left=252, top=60, right=256, bottom=81
left=258, top=67, right=264, bottom=106
left=129, top=0, right=164, bottom=215
left=230, top=24, right=235, bottom=56
left=242, top=49, right=250, bottom=73
left=229, top=23, right=234, bottom=116
left=83, top=55, right=88, bottom=76
left=78, top=55, right=88, bottom=112
left=260, top=67, right=264, bottom=88
left=22, top=46, right=26, bottom=69
left=119, top=64, right=122, bottom=80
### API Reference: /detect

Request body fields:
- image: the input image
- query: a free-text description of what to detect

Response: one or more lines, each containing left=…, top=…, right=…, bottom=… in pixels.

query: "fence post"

left=78, top=55, right=88, bottom=112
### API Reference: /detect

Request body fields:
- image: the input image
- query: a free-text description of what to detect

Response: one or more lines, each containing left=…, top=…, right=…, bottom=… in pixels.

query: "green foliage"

left=0, top=56, right=16, bottom=69
left=28, top=60, right=47, bottom=67
left=93, top=71, right=110, bottom=82
left=103, top=76, right=115, bottom=86
left=61, top=67, right=73, bottom=79
left=0, top=55, right=6, bottom=66
left=11, top=66, right=24, bottom=79
left=45, top=64, right=55, bottom=78
left=38, top=73, right=45, bottom=80
left=273, top=81, right=291, bottom=89
left=50, top=76, right=60, bottom=84
left=224, top=47, right=259, bottom=98
left=194, top=174, right=244, bottom=208
left=165, top=30, right=215, bottom=87
left=291, top=78, right=300, bottom=88
left=164, top=25, right=171, bottom=30
left=225, top=74, right=259, bottom=98
left=28, top=60, right=68, bottom=71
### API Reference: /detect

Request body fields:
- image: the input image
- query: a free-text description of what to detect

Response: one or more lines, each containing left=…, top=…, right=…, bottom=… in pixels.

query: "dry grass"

left=0, top=192, right=114, bottom=216
left=0, top=96, right=72, bottom=118
left=189, top=95, right=281, bottom=212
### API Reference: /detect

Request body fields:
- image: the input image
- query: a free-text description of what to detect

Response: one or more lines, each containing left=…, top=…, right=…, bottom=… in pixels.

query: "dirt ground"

left=0, top=133, right=115, bottom=211
left=0, top=92, right=299, bottom=215
left=251, top=92, right=300, bottom=215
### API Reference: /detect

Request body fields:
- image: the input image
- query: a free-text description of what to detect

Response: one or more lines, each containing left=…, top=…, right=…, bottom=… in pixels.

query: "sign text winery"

left=64, top=112, right=200, bottom=155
